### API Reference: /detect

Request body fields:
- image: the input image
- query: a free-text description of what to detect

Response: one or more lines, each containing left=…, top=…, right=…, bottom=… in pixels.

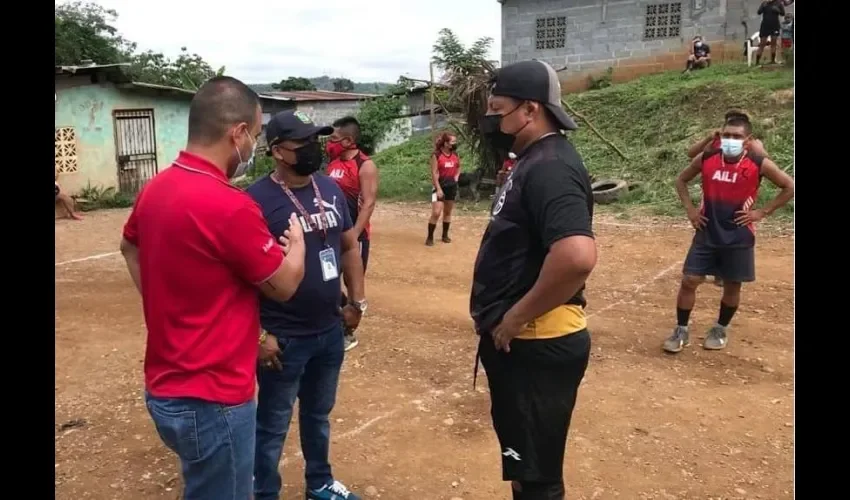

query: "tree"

left=128, top=47, right=224, bottom=90
left=54, top=1, right=135, bottom=66
left=431, top=28, right=499, bottom=178
left=55, top=2, right=222, bottom=90
left=333, top=78, right=355, bottom=92
left=273, top=77, right=316, bottom=91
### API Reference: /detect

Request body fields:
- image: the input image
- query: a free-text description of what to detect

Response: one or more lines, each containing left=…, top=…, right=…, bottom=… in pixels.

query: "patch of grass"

left=568, top=63, right=794, bottom=218
left=75, top=183, right=135, bottom=211
left=373, top=133, right=478, bottom=201
left=374, top=63, right=793, bottom=219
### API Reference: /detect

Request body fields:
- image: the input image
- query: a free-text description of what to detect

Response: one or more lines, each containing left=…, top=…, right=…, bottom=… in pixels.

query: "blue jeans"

left=254, top=325, right=345, bottom=500
left=145, top=394, right=256, bottom=500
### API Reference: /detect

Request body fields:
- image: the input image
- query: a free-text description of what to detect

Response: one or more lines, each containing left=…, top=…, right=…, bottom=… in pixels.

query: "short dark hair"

left=725, top=115, right=753, bottom=135
left=188, top=76, right=260, bottom=145
left=332, top=116, right=361, bottom=143
left=724, top=109, right=750, bottom=122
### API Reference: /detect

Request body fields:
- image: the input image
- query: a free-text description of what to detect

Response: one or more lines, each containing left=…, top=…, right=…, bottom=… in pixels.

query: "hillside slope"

left=374, top=64, right=794, bottom=216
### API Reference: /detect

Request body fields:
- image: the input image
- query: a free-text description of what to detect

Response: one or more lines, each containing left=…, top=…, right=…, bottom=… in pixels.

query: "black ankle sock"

left=756, top=53, right=762, bottom=64
left=427, top=223, right=436, bottom=239
left=676, top=307, right=692, bottom=327
left=718, top=302, right=738, bottom=327
left=442, top=222, right=451, bottom=238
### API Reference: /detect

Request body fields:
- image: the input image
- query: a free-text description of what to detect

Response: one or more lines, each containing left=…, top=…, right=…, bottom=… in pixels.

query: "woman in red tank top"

left=426, top=132, right=461, bottom=246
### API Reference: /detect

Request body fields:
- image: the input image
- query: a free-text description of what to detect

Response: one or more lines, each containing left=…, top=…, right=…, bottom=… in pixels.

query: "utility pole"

left=429, top=62, right=436, bottom=138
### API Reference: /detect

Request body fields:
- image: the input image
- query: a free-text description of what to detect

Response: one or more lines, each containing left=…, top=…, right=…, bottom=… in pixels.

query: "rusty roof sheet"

left=261, top=90, right=378, bottom=102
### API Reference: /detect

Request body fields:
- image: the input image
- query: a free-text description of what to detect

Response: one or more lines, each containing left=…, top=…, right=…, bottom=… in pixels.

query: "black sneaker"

left=425, top=238, right=434, bottom=246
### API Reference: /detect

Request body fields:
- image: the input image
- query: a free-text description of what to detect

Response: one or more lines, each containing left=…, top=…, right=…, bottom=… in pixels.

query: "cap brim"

left=544, top=103, right=578, bottom=131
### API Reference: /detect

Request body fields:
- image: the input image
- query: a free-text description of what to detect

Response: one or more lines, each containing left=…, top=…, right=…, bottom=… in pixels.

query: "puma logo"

left=314, top=196, right=341, bottom=219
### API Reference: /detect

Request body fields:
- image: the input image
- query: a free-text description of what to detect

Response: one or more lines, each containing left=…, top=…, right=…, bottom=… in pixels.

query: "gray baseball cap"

left=490, top=59, right=578, bottom=131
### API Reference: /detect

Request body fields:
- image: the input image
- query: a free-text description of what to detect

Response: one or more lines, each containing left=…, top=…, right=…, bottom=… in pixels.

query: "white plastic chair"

left=746, top=31, right=760, bottom=66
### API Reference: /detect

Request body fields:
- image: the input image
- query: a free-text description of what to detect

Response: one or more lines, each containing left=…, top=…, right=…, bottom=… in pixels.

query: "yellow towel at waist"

left=516, top=304, right=587, bottom=340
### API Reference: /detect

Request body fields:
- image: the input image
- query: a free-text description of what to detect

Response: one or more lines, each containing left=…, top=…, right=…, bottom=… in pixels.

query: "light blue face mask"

left=720, top=138, right=744, bottom=157
left=233, top=131, right=257, bottom=178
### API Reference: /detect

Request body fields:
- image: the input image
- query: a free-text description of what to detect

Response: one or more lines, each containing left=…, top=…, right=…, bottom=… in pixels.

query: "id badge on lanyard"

left=273, top=175, right=339, bottom=282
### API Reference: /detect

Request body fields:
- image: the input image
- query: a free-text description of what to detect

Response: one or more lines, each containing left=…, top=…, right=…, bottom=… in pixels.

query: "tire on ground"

left=591, top=179, right=629, bottom=205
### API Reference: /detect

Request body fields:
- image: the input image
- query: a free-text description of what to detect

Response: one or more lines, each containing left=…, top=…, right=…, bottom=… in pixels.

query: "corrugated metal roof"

left=55, top=64, right=292, bottom=101
left=262, top=90, right=378, bottom=102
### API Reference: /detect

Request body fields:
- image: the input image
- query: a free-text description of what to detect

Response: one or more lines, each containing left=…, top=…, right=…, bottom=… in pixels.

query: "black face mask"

left=480, top=114, right=517, bottom=152
left=292, top=141, right=324, bottom=176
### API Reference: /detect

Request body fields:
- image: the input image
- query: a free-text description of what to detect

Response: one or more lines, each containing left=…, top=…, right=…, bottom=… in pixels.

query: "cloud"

left=65, top=0, right=502, bottom=84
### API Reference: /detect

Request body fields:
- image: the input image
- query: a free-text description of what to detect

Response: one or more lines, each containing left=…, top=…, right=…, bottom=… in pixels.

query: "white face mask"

left=233, top=131, right=257, bottom=178
left=720, top=138, right=745, bottom=157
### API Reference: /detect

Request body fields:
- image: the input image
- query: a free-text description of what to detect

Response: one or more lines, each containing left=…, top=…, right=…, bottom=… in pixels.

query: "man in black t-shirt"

left=756, top=0, right=786, bottom=65
left=684, top=36, right=711, bottom=72
left=473, top=59, right=597, bottom=500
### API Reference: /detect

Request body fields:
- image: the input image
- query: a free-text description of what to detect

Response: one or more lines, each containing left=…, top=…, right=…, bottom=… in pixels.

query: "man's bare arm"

left=505, top=235, right=597, bottom=325
left=353, top=161, right=378, bottom=237
left=257, top=243, right=305, bottom=302
left=120, top=238, right=142, bottom=294
left=687, top=134, right=715, bottom=159
left=675, top=154, right=703, bottom=211
left=758, top=158, right=795, bottom=216
left=340, top=229, right=365, bottom=302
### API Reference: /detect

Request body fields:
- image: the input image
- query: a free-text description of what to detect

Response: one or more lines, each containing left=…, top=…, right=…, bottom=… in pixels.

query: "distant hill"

left=250, top=77, right=392, bottom=95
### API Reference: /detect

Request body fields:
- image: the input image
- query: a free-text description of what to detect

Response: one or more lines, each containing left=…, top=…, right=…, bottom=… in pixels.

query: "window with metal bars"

left=535, top=16, right=567, bottom=50
left=643, top=2, right=682, bottom=40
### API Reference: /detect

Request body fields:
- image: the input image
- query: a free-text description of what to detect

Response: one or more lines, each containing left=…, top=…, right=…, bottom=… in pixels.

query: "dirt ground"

left=55, top=204, right=794, bottom=500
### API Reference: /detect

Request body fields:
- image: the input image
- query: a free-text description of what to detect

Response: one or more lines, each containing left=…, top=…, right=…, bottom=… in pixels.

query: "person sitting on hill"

left=780, top=13, right=794, bottom=55
left=684, top=36, right=711, bottom=73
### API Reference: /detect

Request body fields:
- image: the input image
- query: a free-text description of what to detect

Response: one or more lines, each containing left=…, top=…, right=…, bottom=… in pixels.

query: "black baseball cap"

left=490, top=59, right=578, bottom=131
left=265, top=110, right=333, bottom=155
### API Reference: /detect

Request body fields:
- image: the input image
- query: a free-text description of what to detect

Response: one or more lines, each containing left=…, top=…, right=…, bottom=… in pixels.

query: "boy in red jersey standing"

left=326, top=117, right=377, bottom=351
left=664, top=113, right=794, bottom=353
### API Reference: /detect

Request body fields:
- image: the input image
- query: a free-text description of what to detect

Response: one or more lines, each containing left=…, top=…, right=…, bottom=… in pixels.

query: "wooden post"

left=429, top=62, right=436, bottom=138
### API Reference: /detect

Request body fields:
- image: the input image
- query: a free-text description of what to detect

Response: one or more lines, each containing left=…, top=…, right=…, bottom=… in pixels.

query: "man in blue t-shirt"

left=247, top=110, right=367, bottom=500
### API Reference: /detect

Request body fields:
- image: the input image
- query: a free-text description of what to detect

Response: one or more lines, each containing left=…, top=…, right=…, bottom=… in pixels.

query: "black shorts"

left=683, top=240, right=755, bottom=283
left=359, top=238, right=370, bottom=273
left=479, top=330, right=591, bottom=482
left=432, top=181, right=458, bottom=202
left=760, top=21, right=781, bottom=38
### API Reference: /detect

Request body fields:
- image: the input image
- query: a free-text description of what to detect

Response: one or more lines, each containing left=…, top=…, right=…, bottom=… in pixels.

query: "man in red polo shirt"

left=119, top=76, right=306, bottom=500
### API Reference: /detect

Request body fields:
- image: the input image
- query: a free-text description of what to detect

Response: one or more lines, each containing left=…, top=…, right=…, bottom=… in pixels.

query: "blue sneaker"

left=306, top=480, right=361, bottom=500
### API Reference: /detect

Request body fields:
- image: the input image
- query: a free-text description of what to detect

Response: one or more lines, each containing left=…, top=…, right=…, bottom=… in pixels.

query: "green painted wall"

left=54, top=77, right=191, bottom=194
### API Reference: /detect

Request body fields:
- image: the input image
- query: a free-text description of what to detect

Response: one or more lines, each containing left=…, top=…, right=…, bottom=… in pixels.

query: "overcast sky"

left=63, top=0, right=502, bottom=84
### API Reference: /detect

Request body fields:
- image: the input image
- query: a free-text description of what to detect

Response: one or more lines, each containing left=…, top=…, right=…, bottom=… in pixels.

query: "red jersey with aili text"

left=697, top=149, right=763, bottom=248
left=326, top=151, right=371, bottom=240
left=435, top=152, right=460, bottom=181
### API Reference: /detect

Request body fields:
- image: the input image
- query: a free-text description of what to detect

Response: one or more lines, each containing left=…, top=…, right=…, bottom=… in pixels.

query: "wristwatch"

left=349, top=299, right=368, bottom=314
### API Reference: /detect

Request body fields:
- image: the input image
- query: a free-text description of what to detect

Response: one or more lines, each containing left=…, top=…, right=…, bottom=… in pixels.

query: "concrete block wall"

left=501, top=0, right=770, bottom=92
